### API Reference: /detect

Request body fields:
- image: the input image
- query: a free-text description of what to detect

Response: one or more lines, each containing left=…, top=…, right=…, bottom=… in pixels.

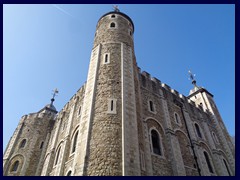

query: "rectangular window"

left=107, top=98, right=117, bottom=114
left=111, top=100, right=114, bottom=111
left=103, top=53, right=110, bottom=64
left=148, top=100, right=156, bottom=114
left=149, top=101, right=154, bottom=112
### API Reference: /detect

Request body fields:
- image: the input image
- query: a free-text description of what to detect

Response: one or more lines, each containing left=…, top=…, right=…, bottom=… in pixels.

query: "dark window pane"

left=55, top=147, right=61, bottom=165
left=72, top=132, right=78, bottom=153
left=110, top=23, right=115, bottom=28
left=11, top=161, right=19, bottom=172
left=204, top=151, right=213, bottom=173
left=67, top=171, right=72, bottom=176
left=151, top=130, right=161, bottom=155
left=223, top=159, right=231, bottom=176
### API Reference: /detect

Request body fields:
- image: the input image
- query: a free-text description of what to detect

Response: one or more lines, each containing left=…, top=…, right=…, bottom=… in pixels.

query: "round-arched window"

left=67, top=170, right=72, bottom=176
left=151, top=129, right=162, bottom=156
left=110, top=22, right=115, bottom=28
left=11, top=161, right=19, bottom=172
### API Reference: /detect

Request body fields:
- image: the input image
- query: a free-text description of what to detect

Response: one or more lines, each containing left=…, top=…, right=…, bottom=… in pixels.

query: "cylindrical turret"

left=74, top=10, right=140, bottom=175
left=93, top=11, right=134, bottom=48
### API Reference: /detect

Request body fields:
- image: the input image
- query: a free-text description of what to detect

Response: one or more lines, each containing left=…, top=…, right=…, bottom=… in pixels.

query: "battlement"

left=60, top=82, right=86, bottom=113
left=138, top=68, right=209, bottom=114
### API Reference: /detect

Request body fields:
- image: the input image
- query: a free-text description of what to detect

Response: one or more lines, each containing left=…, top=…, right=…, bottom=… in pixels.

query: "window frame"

left=110, top=22, right=116, bottom=28
left=11, top=160, right=19, bottom=172
left=148, top=100, right=156, bottom=114
left=110, top=14, right=116, bottom=18
left=223, top=158, right=231, bottom=176
left=110, top=22, right=116, bottom=29
left=66, top=170, right=72, bottom=176
left=103, top=53, right=110, bottom=64
left=194, top=123, right=202, bottom=138
left=203, top=151, right=214, bottom=174
left=150, top=128, right=163, bottom=156
left=174, top=112, right=182, bottom=126
left=71, top=131, right=79, bottom=154
left=54, top=146, right=62, bottom=165
left=107, top=98, right=117, bottom=114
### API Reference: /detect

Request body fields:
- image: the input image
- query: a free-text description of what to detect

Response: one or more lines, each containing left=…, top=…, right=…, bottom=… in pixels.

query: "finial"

left=50, top=88, right=59, bottom=106
left=113, top=5, right=120, bottom=12
left=188, top=70, right=197, bottom=87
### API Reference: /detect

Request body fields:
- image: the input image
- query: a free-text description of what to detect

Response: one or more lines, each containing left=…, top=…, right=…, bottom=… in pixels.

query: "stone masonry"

left=3, top=10, right=235, bottom=176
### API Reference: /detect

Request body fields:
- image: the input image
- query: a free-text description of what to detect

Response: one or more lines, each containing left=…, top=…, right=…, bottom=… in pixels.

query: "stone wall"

left=3, top=110, right=55, bottom=176
left=138, top=70, right=233, bottom=176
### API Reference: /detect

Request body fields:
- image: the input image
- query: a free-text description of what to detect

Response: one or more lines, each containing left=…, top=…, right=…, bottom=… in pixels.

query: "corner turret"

left=3, top=89, right=58, bottom=176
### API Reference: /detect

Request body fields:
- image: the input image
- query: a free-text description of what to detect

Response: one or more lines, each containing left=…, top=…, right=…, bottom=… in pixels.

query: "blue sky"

left=3, top=4, right=235, bottom=152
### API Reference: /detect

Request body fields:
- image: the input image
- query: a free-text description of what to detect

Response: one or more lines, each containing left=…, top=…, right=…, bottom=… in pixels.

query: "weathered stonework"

left=3, top=10, right=235, bottom=176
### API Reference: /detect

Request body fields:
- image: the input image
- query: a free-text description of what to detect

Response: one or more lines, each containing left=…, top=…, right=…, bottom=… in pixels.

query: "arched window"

left=174, top=113, right=180, bottom=124
left=111, top=14, right=115, bottom=18
left=19, top=139, right=26, bottom=148
left=67, top=170, right=72, bottom=176
left=223, top=159, right=231, bottom=176
left=11, top=161, right=19, bottom=172
left=195, top=123, right=202, bottom=138
left=203, top=151, right=213, bottom=173
left=72, top=131, right=79, bottom=153
left=103, top=53, right=110, bottom=64
left=55, top=146, right=61, bottom=165
left=110, top=22, right=115, bottom=28
left=151, top=129, right=162, bottom=155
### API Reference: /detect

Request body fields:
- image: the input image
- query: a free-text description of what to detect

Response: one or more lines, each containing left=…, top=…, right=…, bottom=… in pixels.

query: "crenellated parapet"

left=138, top=68, right=213, bottom=118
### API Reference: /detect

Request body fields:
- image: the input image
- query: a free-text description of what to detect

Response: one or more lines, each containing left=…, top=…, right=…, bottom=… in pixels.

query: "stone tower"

left=73, top=9, right=140, bottom=175
left=188, top=71, right=235, bottom=175
left=3, top=8, right=235, bottom=176
left=3, top=93, right=57, bottom=176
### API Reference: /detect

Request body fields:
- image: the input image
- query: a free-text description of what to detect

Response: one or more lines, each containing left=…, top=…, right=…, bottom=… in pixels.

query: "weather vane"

left=52, top=88, right=59, bottom=99
left=188, top=70, right=196, bottom=81
left=113, top=5, right=120, bottom=12
left=188, top=70, right=197, bottom=87
left=50, top=88, right=59, bottom=106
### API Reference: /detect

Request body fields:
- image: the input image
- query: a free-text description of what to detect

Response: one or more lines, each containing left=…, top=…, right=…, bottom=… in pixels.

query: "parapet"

left=59, top=82, right=86, bottom=113
left=138, top=68, right=209, bottom=115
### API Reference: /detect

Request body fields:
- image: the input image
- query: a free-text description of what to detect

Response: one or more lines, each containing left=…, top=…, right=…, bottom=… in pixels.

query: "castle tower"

left=72, top=8, right=141, bottom=176
left=4, top=8, right=234, bottom=177
left=3, top=90, right=58, bottom=176
left=188, top=71, right=235, bottom=175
